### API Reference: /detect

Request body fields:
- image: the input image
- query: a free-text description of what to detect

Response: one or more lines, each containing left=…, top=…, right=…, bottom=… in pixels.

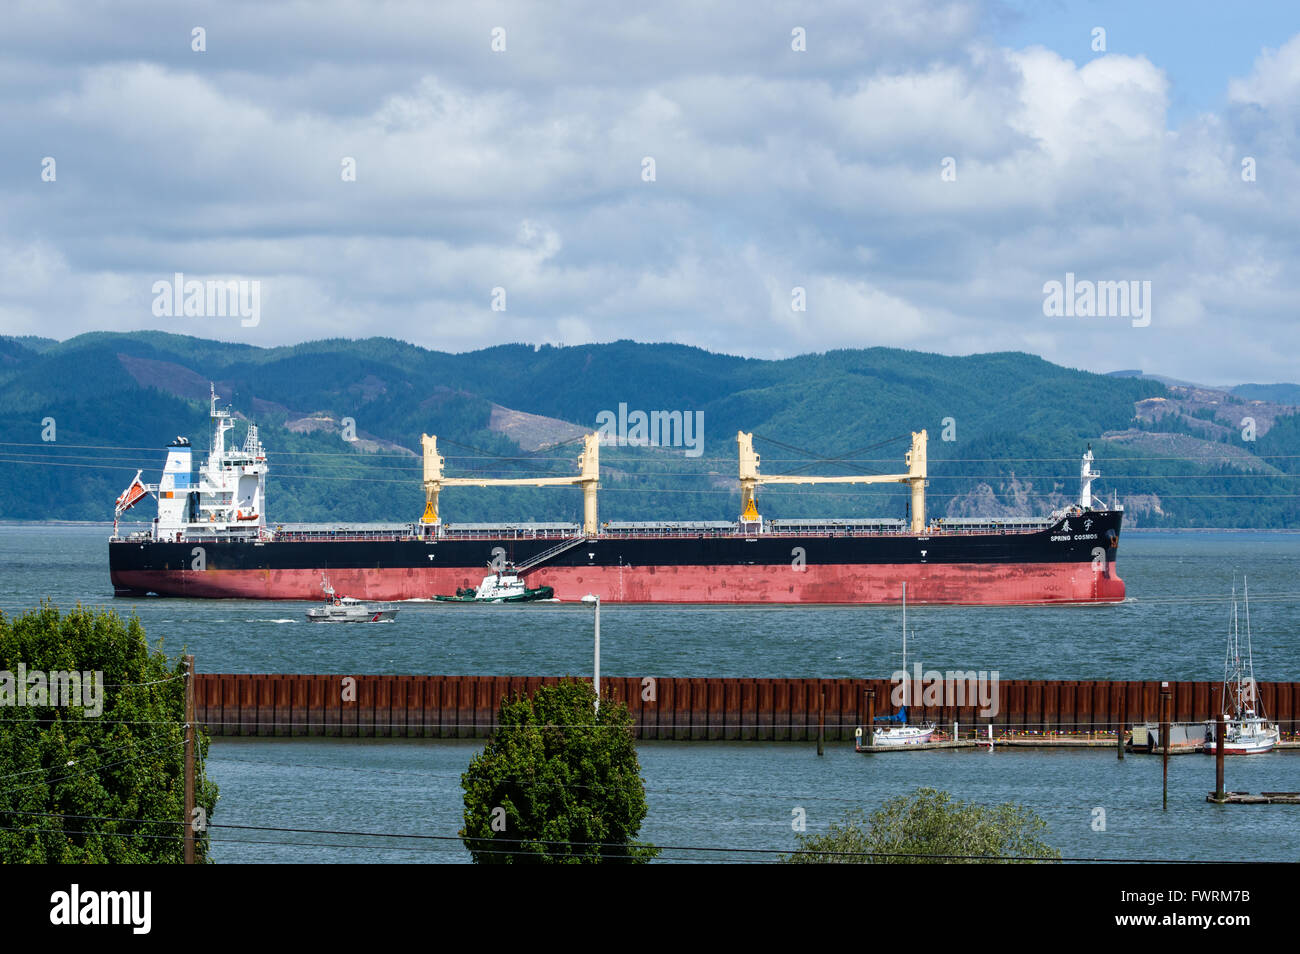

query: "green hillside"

left=1, top=332, right=1297, bottom=528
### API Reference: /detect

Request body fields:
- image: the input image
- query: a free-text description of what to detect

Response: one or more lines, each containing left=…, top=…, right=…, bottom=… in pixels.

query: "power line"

left=0, top=734, right=185, bottom=784
left=8, top=439, right=1300, bottom=465
left=9, top=445, right=1297, bottom=481
left=0, top=823, right=187, bottom=843
left=0, top=740, right=186, bottom=796
left=0, top=809, right=185, bottom=827
left=200, top=822, right=1232, bottom=863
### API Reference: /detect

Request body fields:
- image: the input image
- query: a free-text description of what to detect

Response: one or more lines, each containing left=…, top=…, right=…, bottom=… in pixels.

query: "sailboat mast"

left=1244, top=576, right=1261, bottom=718
left=901, top=581, right=908, bottom=708
left=1227, top=581, right=1240, bottom=718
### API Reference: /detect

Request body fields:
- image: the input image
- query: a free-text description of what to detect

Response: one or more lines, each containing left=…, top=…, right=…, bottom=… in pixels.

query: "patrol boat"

left=305, top=575, right=398, bottom=622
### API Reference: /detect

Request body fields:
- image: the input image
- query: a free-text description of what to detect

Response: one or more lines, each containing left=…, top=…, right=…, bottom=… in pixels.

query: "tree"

left=460, top=681, right=658, bottom=863
left=0, top=603, right=218, bottom=863
left=784, top=787, right=1059, bottom=864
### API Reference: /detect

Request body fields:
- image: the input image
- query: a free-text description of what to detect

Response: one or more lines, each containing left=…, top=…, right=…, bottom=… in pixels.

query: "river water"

left=2, top=523, right=1297, bottom=862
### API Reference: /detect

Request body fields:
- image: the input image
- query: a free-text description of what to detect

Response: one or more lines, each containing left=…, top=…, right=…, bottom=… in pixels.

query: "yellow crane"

left=420, top=433, right=601, bottom=535
left=737, top=430, right=928, bottom=533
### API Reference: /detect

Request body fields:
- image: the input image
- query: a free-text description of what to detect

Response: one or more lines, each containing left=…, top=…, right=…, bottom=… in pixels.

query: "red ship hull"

left=111, top=560, right=1124, bottom=605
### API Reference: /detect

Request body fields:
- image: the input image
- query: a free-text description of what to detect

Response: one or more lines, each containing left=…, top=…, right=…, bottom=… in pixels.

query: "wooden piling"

left=1215, top=712, right=1226, bottom=801
left=1118, top=691, right=1127, bottom=759
left=817, top=689, right=825, bottom=756
left=1160, top=682, right=1171, bottom=810
left=866, top=688, right=875, bottom=748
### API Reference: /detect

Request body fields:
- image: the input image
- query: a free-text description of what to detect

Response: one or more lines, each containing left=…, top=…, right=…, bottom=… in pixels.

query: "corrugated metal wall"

left=194, top=674, right=1300, bottom=741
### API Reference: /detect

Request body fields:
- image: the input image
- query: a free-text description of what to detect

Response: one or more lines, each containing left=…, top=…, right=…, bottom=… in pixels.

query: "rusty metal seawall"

left=194, top=675, right=1300, bottom=741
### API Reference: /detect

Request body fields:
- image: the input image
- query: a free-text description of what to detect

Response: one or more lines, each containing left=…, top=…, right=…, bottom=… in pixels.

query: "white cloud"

left=0, top=1, right=1297, bottom=384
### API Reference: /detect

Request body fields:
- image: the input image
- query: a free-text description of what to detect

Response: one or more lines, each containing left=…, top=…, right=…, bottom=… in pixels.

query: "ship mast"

left=1080, top=444, right=1099, bottom=509
left=1242, top=576, right=1261, bottom=719
left=1223, top=581, right=1237, bottom=719
left=1222, top=576, right=1261, bottom=721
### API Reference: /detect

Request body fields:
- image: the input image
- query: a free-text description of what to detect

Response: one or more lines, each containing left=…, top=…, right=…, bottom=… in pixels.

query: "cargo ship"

left=108, top=387, right=1125, bottom=604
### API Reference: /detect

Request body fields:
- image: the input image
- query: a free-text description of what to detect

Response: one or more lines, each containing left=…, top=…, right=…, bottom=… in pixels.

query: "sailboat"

left=1204, top=577, right=1279, bottom=755
left=872, top=582, right=937, bottom=746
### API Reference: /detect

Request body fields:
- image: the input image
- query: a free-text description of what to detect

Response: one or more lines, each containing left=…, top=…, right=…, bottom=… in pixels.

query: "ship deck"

left=114, top=515, right=1072, bottom=545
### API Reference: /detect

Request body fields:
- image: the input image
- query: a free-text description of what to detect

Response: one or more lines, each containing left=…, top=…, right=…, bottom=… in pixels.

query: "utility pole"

left=183, top=654, right=195, bottom=864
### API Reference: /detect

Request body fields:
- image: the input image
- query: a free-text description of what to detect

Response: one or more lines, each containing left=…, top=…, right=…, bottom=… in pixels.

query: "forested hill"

left=1, top=332, right=1298, bottom=528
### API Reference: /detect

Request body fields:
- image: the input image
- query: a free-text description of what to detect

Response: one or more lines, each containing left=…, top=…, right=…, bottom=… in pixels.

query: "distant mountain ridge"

left=1, top=332, right=1298, bottom=529
left=1107, top=369, right=1300, bottom=406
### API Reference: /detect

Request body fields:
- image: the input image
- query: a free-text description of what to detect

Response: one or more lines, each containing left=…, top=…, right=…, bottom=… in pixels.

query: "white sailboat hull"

left=871, top=724, right=936, bottom=746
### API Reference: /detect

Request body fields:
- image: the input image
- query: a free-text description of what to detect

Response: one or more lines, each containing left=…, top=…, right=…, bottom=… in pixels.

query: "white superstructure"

left=113, top=384, right=267, bottom=540
left=1079, top=444, right=1100, bottom=509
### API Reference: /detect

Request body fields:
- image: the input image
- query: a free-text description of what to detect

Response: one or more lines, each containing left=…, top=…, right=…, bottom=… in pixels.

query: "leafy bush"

left=785, top=787, right=1059, bottom=864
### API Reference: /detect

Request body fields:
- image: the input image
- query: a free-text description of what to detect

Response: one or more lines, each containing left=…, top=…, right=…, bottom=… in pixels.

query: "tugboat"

left=305, top=574, right=398, bottom=622
left=1204, top=577, right=1279, bottom=755
left=434, top=564, right=556, bottom=603
left=871, top=582, right=937, bottom=746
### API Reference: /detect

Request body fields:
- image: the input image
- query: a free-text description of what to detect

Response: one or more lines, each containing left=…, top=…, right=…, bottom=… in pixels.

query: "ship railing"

left=178, top=524, right=1054, bottom=544
left=122, top=522, right=1050, bottom=545
left=275, top=532, right=423, bottom=543
left=592, top=526, right=1047, bottom=539
left=110, top=530, right=154, bottom=543
left=437, top=529, right=583, bottom=542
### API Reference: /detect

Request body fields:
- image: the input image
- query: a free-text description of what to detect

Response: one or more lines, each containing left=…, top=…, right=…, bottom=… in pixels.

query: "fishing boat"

left=1204, top=578, right=1279, bottom=755
left=872, top=582, right=937, bottom=746
left=305, top=575, right=398, bottom=623
left=434, top=565, right=556, bottom=603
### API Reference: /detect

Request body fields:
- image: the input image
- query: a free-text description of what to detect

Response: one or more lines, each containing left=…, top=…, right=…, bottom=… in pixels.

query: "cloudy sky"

left=3, top=0, right=1299, bottom=384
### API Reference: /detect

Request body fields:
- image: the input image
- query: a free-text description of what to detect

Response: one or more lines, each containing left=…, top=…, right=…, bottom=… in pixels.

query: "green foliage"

left=0, top=603, right=217, bottom=863
left=784, top=787, right=1059, bottom=864
left=460, top=681, right=658, bottom=864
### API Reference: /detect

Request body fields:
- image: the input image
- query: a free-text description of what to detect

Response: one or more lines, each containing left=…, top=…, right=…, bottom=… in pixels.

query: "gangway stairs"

left=515, top=535, right=590, bottom=574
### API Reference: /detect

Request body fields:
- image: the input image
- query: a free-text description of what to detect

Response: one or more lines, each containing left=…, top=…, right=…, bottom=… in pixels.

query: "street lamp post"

left=582, top=594, right=600, bottom=712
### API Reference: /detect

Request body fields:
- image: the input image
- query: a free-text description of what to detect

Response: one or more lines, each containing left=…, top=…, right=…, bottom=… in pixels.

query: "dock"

left=856, top=739, right=978, bottom=753
left=1207, top=791, right=1300, bottom=804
